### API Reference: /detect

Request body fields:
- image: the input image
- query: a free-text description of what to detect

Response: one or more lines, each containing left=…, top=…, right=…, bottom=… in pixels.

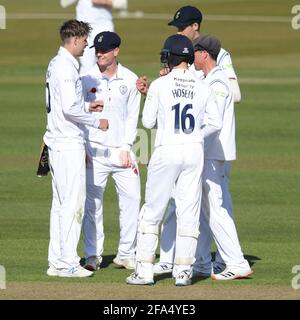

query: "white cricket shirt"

left=142, top=68, right=222, bottom=147
left=204, top=66, right=236, bottom=161
left=43, top=47, right=100, bottom=149
left=76, top=0, right=112, bottom=24
left=81, top=63, right=141, bottom=151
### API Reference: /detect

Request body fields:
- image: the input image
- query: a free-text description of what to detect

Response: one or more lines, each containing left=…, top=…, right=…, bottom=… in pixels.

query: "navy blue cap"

left=162, top=34, right=194, bottom=57
left=90, top=31, right=121, bottom=52
left=168, top=6, right=203, bottom=28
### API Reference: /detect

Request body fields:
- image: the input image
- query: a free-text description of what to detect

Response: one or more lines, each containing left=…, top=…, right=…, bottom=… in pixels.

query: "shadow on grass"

left=155, top=273, right=173, bottom=282
left=192, top=274, right=211, bottom=284
left=80, top=255, right=116, bottom=269
left=244, top=254, right=261, bottom=268
left=101, top=255, right=117, bottom=268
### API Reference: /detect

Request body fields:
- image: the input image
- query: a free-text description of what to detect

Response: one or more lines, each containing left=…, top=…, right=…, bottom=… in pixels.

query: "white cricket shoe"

left=211, top=267, right=253, bottom=281
left=153, top=262, right=173, bottom=274
left=175, top=270, right=192, bottom=286
left=46, top=264, right=59, bottom=277
left=58, top=265, right=94, bottom=278
left=126, top=272, right=154, bottom=285
left=83, top=256, right=101, bottom=271
left=113, top=255, right=135, bottom=270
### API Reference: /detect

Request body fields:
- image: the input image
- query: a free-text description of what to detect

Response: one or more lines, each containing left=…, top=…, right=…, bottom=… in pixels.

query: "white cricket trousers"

left=136, top=143, right=203, bottom=279
left=195, top=159, right=249, bottom=270
left=48, top=146, right=86, bottom=269
left=158, top=160, right=249, bottom=272
left=83, top=143, right=140, bottom=260
left=194, top=161, right=233, bottom=271
left=79, top=21, right=114, bottom=75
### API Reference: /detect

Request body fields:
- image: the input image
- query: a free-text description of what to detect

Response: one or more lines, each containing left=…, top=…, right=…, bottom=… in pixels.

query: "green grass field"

left=0, top=0, right=300, bottom=299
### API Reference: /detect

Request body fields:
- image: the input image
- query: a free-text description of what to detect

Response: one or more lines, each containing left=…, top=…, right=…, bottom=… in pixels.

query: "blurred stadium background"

left=0, top=0, right=300, bottom=299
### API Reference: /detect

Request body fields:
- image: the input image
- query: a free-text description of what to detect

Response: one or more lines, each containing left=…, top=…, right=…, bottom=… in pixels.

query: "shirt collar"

left=206, top=66, right=222, bottom=79
left=170, top=68, right=190, bottom=75
left=91, top=62, right=125, bottom=81
left=114, top=62, right=124, bottom=80
left=58, top=46, right=80, bottom=70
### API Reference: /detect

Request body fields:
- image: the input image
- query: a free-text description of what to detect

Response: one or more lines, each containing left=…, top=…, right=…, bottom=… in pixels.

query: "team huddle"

left=43, top=5, right=253, bottom=286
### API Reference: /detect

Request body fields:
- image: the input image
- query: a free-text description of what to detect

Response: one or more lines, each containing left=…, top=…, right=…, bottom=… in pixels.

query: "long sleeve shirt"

left=43, top=47, right=100, bottom=149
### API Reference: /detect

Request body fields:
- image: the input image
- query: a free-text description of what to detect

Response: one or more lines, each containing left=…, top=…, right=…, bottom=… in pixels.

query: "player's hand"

left=136, top=76, right=148, bottom=95
left=119, top=150, right=132, bottom=168
left=99, top=119, right=109, bottom=131
left=89, top=100, right=104, bottom=112
left=159, top=67, right=170, bottom=77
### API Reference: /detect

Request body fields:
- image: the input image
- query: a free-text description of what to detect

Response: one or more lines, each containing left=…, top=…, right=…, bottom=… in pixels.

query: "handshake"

left=89, top=100, right=109, bottom=131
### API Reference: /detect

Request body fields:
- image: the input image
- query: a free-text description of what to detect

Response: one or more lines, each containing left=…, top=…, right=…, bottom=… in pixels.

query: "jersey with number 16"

left=142, top=68, right=218, bottom=147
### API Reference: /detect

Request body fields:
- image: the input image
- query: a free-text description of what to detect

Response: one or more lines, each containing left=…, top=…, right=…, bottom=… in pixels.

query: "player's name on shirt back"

left=172, top=76, right=196, bottom=99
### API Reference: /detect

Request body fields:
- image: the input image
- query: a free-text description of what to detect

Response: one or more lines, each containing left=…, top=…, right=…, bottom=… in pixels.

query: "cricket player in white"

left=76, top=0, right=128, bottom=75
left=44, top=20, right=108, bottom=278
left=156, top=45, right=240, bottom=274
left=137, top=10, right=240, bottom=272
left=126, top=34, right=222, bottom=286
left=81, top=31, right=141, bottom=271
left=149, top=6, right=243, bottom=276
left=193, top=35, right=252, bottom=280
left=155, top=35, right=253, bottom=280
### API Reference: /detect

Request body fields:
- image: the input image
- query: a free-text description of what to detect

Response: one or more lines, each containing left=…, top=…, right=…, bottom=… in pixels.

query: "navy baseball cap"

left=193, top=35, right=221, bottom=58
left=168, top=6, right=203, bottom=28
left=162, top=34, right=194, bottom=57
left=90, top=31, right=121, bottom=52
